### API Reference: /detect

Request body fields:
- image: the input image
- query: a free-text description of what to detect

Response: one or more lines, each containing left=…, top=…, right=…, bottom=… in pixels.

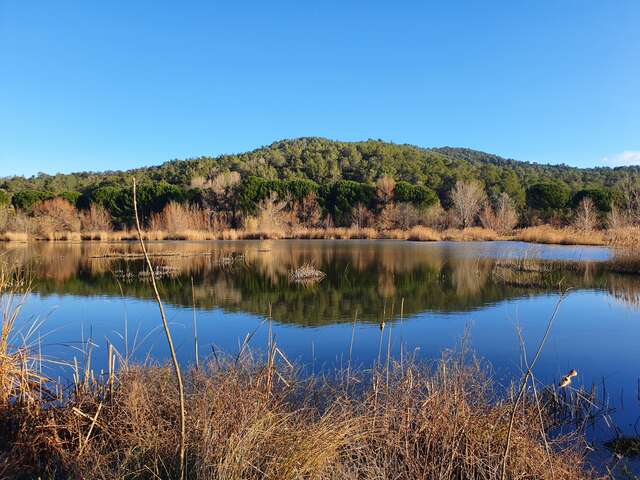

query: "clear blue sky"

left=1, top=1, right=638, bottom=176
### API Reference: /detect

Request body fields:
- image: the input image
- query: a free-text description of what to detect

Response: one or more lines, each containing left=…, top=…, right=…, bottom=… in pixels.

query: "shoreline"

left=1, top=224, right=633, bottom=247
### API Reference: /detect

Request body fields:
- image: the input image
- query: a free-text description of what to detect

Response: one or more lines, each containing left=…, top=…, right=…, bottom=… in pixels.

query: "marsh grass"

left=0, top=347, right=596, bottom=480
left=289, top=263, right=326, bottom=284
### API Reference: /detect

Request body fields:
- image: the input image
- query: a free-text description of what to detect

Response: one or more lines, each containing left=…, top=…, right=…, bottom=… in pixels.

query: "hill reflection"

left=1, top=240, right=637, bottom=325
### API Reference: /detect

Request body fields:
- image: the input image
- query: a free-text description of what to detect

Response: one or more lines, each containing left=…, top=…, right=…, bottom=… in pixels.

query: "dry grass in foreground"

left=0, top=354, right=594, bottom=480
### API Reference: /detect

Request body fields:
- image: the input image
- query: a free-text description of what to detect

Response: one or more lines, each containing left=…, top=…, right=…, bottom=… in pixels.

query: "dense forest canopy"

left=1, top=137, right=639, bottom=227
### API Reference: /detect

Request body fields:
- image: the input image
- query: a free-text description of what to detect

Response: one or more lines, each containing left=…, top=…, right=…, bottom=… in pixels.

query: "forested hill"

left=1, top=137, right=638, bottom=206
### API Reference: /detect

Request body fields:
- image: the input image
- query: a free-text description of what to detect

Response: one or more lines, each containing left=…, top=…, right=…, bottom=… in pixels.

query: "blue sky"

left=1, top=1, right=638, bottom=176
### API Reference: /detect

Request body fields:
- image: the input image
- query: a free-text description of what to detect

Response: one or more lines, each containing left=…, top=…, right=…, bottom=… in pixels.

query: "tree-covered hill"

left=1, top=137, right=639, bottom=227
left=3, top=138, right=638, bottom=197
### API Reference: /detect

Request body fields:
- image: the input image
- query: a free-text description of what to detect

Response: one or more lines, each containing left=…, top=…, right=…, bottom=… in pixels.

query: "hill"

left=2, top=138, right=638, bottom=198
left=1, top=138, right=639, bottom=229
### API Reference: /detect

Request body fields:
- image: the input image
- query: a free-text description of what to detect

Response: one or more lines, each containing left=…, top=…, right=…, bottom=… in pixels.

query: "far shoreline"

left=0, top=224, right=634, bottom=248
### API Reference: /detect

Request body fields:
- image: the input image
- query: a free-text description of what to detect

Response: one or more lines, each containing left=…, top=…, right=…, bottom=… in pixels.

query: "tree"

left=526, top=183, right=570, bottom=211
left=480, top=193, right=518, bottom=233
left=0, top=190, right=9, bottom=206
left=32, top=198, right=81, bottom=233
left=394, top=181, right=439, bottom=208
left=571, top=189, right=612, bottom=212
left=450, top=180, right=487, bottom=228
left=324, top=180, right=375, bottom=226
left=376, top=176, right=396, bottom=204
left=574, top=197, right=598, bottom=231
left=12, top=189, right=53, bottom=211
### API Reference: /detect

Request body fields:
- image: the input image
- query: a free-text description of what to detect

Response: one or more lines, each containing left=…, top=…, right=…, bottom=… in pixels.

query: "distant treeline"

left=1, top=137, right=639, bottom=229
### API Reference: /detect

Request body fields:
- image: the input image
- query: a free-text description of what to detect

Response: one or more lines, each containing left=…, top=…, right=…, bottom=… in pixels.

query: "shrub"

left=149, top=201, right=210, bottom=232
left=32, top=198, right=80, bottom=234
left=0, top=190, right=9, bottom=206
left=350, top=203, right=374, bottom=228
left=80, top=204, right=113, bottom=231
left=11, top=190, right=53, bottom=211
left=58, top=191, right=81, bottom=207
left=379, top=203, right=423, bottom=230
left=480, top=193, right=518, bottom=234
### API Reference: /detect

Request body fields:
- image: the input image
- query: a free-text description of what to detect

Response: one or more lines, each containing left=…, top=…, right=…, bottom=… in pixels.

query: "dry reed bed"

left=0, top=226, right=501, bottom=243
left=0, top=354, right=593, bottom=480
left=2, top=225, right=639, bottom=248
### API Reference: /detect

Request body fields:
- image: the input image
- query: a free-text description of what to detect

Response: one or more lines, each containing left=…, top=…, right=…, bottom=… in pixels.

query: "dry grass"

left=289, top=263, right=326, bottom=283
left=4, top=224, right=640, bottom=251
left=405, top=225, right=441, bottom=241
left=0, top=231, right=28, bottom=242
left=0, top=352, right=593, bottom=480
left=442, top=227, right=501, bottom=241
left=513, top=226, right=606, bottom=246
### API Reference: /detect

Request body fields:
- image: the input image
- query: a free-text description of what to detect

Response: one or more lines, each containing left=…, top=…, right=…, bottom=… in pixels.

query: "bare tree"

left=618, top=175, right=640, bottom=224
left=294, top=193, right=322, bottom=228
left=376, top=176, right=396, bottom=204
left=247, top=193, right=288, bottom=232
left=80, top=203, right=113, bottom=231
left=350, top=203, right=374, bottom=228
left=450, top=180, right=487, bottom=228
left=481, top=193, right=518, bottom=233
left=574, top=197, right=598, bottom=231
left=379, top=203, right=422, bottom=230
left=606, top=204, right=630, bottom=230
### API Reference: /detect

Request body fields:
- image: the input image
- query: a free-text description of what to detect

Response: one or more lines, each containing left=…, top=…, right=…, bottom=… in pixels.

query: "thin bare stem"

left=501, top=291, right=567, bottom=480
left=191, top=277, right=199, bottom=370
left=132, top=178, right=186, bottom=480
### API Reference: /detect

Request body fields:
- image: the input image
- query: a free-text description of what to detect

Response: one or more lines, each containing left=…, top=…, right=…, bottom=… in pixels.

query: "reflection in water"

left=1, top=240, right=637, bottom=326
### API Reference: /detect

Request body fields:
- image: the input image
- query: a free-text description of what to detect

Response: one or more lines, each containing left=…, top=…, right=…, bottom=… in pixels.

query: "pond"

left=2, top=239, right=639, bottom=466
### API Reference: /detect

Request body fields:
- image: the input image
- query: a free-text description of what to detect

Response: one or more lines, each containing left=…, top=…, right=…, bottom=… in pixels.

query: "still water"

left=2, top=240, right=639, bottom=456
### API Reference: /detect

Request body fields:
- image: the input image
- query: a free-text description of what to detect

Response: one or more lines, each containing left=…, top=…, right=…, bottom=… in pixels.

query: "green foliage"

left=570, top=188, right=612, bottom=212
left=11, top=189, right=53, bottom=211
left=84, top=181, right=186, bottom=226
left=324, top=180, right=375, bottom=225
left=58, top=191, right=82, bottom=206
left=526, top=183, right=570, bottom=211
left=0, top=190, right=9, bottom=206
left=394, top=181, right=439, bottom=207
left=3, top=138, right=640, bottom=223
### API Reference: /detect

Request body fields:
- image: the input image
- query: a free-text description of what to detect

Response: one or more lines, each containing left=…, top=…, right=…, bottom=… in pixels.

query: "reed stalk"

left=132, top=178, right=186, bottom=480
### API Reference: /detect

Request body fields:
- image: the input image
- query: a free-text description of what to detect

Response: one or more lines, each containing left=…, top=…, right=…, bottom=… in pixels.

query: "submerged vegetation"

left=2, top=138, right=640, bottom=248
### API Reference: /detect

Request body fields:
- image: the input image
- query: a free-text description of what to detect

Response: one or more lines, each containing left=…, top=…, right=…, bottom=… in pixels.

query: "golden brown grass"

left=514, top=226, right=607, bottom=246
left=3, top=224, right=640, bottom=250
left=0, top=231, right=28, bottom=242
left=0, top=353, right=593, bottom=480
